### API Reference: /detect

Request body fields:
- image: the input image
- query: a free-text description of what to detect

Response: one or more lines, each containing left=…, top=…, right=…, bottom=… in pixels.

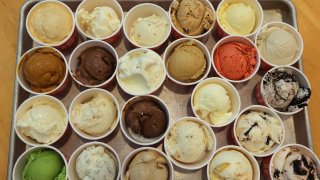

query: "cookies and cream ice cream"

left=166, top=120, right=213, bottom=163
left=235, top=110, right=283, bottom=154
left=124, top=150, right=169, bottom=180
left=170, top=0, right=214, bottom=36
left=193, top=83, right=232, bottom=125
left=77, top=6, right=120, bottom=38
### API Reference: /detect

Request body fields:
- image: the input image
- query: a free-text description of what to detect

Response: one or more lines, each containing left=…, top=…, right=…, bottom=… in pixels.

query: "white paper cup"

left=164, top=117, right=217, bottom=170
left=13, top=145, right=68, bottom=180
left=120, top=95, right=171, bottom=146
left=69, top=88, right=120, bottom=140
left=123, top=3, right=171, bottom=50
left=233, top=105, right=285, bottom=157
left=212, top=35, right=261, bottom=83
left=191, top=77, right=241, bottom=128
left=75, top=0, right=124, bottom=43
left=17, top=46, right=69, bottom=95
left=14, top=95, right=68, bottom=146
left=68, top=40, right=118, bottom=88
left=207, top=145, right=260, bottom=180
left=68, top=141, right=121, bottom=180
left=257, top=66, right=311, bottom=115
left=163, top=38, right=211, bottom=86
left=254, top=22, right=304, bottom=70
left=215, top=0, right=263, bottom=40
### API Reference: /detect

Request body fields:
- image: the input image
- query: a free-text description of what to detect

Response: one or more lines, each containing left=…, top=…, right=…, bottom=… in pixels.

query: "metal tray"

left=7, top=0, right=314, bottom=179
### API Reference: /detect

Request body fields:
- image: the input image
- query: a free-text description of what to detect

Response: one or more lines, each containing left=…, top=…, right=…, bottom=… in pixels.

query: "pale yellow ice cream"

left=257, top=26, right=299, bottom=65
left=27, top=2, right=73, bottom=44
left=77, top=6, right=120, bottom=38
left=218, top=3, right=256, bottom=35
left=124, top=150, right=169, bottom=180
left=16, top=100, right=66, bottom=144
left=130, top=14, right=169, bottom=46
left=193, top=83, right=232, bottom=125
left=166, top=120, right=213, bottom=163
left=71, top=93, right=117, bottom=136
left=209, top=149, right=253, bottom=180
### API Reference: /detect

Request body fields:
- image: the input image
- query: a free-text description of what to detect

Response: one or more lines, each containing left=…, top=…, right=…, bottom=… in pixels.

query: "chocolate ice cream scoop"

left=75, top=46, right=116, bottom=85
left=125, top=100, right=167, bottom=138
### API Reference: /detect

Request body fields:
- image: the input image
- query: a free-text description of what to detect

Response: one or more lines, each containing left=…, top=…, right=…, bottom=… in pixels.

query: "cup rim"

left=163, top=37, right=211, bottom=86
left=190, top=77, right=241, bottom=128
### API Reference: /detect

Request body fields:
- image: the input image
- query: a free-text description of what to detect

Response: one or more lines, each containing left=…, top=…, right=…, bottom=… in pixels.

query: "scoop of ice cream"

left=193, top=83, right=232, bottom=125
left=272, top=147, right=319, bottom=180
left=218, top=3, right=256, bottom=35
left=167, top=41, right=206, bottom=82
left=235, top=110, right=283, bottom=154
left=23, top=149, right=66, bottom=180
left=71, top=93, right=117, bottom=136
left=16, top=100, right=66, bottom=144
left=23, top=48, right=66, bottom=93
left=209, top=149, right=253, bottom=180
left=166, top=120, right=213, bottom=163
left=77, top=6, right=120, bottom=38
left=170, top=0, right=214, bottom=36
left=130, top=14, right=168, bottom=46
left=75, top=46, right=116, bottom=86
left=263, top=67, right=311, bottom=112
left=214, top=42, right=256, bottom=80
left=76, top=145, right=117, bottom=180
left=257, top=26, right=299, bottom=65
left=27, top=2, right=73, bottom=44
left=124, top=150, right=169, bottom=180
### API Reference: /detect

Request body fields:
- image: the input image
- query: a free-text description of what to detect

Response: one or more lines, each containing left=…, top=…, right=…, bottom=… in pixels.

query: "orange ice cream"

left=214, top=42, right=256, bottom=80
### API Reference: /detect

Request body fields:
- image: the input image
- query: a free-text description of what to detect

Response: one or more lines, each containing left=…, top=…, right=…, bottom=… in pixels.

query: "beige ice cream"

left=193, top=83, right=232, bottom=125
left=166, top=120, right=213, bottom=163
left=209, top=149, right=253, bottom=180
left=130, top=14, right=168, bottom=46
left=77, top=6, right=120, bottom=38
left=124, top=150, right=169, bottom=180
left=16, top=100, right=66, bottom=144
left=76, top=145, right=117, bottom=180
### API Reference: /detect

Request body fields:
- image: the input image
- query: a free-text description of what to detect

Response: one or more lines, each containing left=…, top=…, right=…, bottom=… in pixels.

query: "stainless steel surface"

left=7, top=0, right=314, bottom=179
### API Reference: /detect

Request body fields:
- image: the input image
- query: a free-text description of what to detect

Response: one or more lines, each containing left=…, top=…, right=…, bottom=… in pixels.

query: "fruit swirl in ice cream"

left=170, top=0, right=214, bottom=36
left=166, top=119, right=213, bottom=163
left=263, top=68, right=311, bottom=112
left=272, top=146, right=319, bottom=180
left=167, top=41, right=206, bottom=82
left=27, top=1, right=73, bottom=44
left=214, top=42, right=257, bottom=80
left=22, top=47, right=66, bottom=93
left=235, top=110, right=283, bottom=154
left=124, top=150, right=169, bottom=180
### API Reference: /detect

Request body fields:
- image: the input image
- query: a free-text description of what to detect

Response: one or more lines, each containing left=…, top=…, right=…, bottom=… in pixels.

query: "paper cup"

left=191, top=77, right=241, bottom=128
left=68, top=141, right=121, bottom=180
left=169, top=0, right=216, bottom=42
left=68, top=40, right=118, bottom=88
left=211, top=35, right=261, bottom=83
left=163, top=38, right=211, bottom=86
left=254, top=22, right=304, bottom=70
left=17, top=46, right=69, bottom=95
left=69, top=88, right=120, bottom=140
left=256, top=66, right=311, bottom=115
left=120, top=95, right=171, bottom=146
left=261, top=144, right=320, bottom=180
left=215, top=0, right=263, bottom=40
left=164, top=117, right=217, bottom=170
left=14, top=95, right=68, bottom=146
left=232, top=105, right=285, bottom=157
left=75, top=0, right=123, bottom=43
left=207, top=145, right=260, bottom=180
left=121, top=147, right=174, bottom=180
